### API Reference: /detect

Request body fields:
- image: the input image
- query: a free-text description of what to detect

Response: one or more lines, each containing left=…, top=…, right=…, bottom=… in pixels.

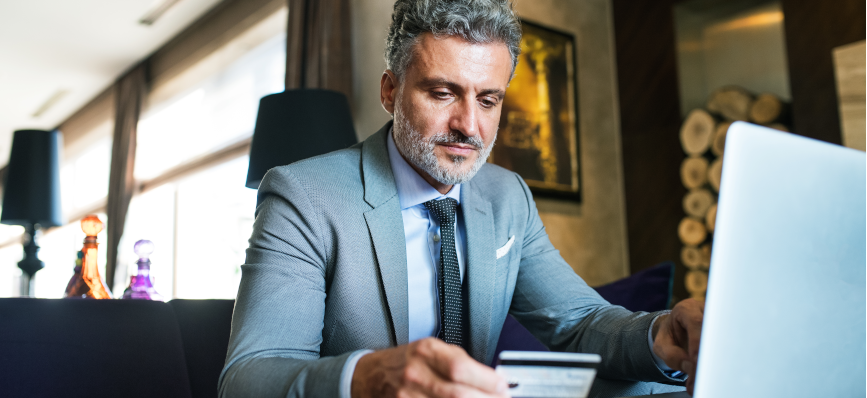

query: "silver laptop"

left=695, top=122, right=866, bottom=397
left=623, top=122, right=866, bottom=398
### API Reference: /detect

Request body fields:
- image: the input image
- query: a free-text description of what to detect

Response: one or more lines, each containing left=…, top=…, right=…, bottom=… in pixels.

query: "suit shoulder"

left=259, top=146, right=362, bottom=195
left=267, top=146, right=361, bottom=181
left=470, top=163, right=528, bottom=199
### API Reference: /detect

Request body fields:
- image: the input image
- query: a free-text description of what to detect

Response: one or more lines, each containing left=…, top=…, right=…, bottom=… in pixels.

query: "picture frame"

left=490, top=19, right=582, bottom=201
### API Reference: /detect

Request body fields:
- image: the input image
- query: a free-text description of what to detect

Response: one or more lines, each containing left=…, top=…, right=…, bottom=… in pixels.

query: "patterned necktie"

left=424, top=198, right=464, bottom=347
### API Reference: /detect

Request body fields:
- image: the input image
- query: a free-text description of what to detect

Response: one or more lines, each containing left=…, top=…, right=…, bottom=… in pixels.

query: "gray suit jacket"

left=219, top=122, right=681, bottom=397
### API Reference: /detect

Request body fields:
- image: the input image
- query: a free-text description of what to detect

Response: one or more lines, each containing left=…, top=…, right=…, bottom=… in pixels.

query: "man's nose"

left=449, top=97, right=478, bottom=138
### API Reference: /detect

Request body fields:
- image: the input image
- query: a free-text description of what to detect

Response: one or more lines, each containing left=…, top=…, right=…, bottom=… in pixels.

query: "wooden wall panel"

left=611, top=0, right=689, bottom=301
left=781, top=0, right=866, bottom=144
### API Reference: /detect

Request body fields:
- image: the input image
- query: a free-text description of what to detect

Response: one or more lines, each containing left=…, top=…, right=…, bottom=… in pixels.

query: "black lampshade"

left=1, top=129, right=63, bottom=227
left=246, top=89, right=357, bottom=189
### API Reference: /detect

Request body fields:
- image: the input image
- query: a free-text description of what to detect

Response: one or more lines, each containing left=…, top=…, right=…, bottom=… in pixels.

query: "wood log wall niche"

left=678, top=85, right=793, bottom=298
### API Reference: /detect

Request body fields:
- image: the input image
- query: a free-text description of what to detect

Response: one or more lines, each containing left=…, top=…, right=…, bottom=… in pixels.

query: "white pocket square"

left=496, top=236, right=515, bottom=259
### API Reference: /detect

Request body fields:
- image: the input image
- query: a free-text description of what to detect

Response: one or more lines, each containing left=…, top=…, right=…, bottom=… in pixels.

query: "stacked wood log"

left=707, top=86, right=753, bottom=121
left=677, top=85, right=792, bottom=299
left=749, top=94, right=790, bottom=125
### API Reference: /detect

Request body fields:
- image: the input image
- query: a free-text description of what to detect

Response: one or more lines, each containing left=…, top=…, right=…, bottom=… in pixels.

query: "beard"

left=392, top=102, right=496, bottom=186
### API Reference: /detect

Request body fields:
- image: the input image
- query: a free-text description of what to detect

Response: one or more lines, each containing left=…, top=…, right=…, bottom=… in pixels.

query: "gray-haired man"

left=220, top=1, right=704, bottom=397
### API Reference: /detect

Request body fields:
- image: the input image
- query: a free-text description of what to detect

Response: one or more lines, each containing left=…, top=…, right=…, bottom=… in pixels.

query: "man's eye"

left=432, top=91, right=451, bottom=99
left=480, top=99, right=497, bottom=108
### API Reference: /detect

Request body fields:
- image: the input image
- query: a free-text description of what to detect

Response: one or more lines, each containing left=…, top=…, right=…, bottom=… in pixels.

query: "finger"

left=408, top=359, right=507, bottom=398
left=425, top=341, right=508, bottom=394
left=686, top=375, right=695, bottom=395
left=670, top=299, right=704, bottom=362
left=681, top=359, right=697, bottom=396
left=681, top=360, right=696, bottom=377
left=654, top=327, right=690, bottom=370
left=686, top=318, right=703, bottom=361
left=407, top=360, right=450, bottom=397
left=679, top=304, right=704, bottom=361
left=670, top=315, right=689, bottom=349
left=431, top=381, right=510, bottom=398
left=399, top=388, right=428, bottom=398
left=656, top=339, right=690, bottom=370
left=688, top=331, right=701, bottom=362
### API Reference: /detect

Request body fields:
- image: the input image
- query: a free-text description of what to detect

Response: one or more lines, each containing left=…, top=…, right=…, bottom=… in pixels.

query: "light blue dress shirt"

left=338, top=129, right=675, bottom=396
left=387, top=128, right=468, bottom=342
left=338, top=129, right=468, bottom=396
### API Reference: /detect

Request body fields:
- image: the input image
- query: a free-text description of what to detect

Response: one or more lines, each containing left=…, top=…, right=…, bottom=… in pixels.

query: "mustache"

left=428, top=130, right=484, bottom=150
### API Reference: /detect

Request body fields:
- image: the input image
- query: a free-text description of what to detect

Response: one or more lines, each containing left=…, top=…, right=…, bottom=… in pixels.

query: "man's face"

left=381, top=33, right=513, bottom=188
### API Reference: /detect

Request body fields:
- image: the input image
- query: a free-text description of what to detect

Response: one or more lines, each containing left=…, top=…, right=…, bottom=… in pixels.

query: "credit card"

left=495, top=351, right=601, bottom=398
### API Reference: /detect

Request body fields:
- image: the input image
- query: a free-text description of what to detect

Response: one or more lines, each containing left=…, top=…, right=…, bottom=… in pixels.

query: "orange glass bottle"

left=64, top=215, right=112, bottom=299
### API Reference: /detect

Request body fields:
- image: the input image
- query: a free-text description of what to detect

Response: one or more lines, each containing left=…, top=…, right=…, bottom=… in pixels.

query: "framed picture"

left=490, top=19, right=581, bottom=201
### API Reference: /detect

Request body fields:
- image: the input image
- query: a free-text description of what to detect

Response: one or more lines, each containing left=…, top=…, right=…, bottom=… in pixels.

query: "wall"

left=611, top=0, right=867, bottom=302
left=349, top=0, right=630, bottom=286
left=674, top=0, right=791, bottom=117
left=782, top=0, right=866, bottom=144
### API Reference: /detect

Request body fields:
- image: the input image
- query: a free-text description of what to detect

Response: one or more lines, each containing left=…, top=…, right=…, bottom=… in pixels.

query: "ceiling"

left=0, top=0, right=223, bottom=166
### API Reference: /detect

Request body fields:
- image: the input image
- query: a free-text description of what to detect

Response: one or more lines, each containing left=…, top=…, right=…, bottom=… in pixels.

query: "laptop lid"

left=694, top=122, right=865, bottom=397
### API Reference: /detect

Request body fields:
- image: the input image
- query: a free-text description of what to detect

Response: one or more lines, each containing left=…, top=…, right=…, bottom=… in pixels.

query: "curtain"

left=105, top=64, right=147, bottom=291
left=285, top=0, right=353, bottom=98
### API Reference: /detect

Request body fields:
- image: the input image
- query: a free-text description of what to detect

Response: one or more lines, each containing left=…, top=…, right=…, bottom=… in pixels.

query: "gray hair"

left=385, top=0, right=522, bottom=80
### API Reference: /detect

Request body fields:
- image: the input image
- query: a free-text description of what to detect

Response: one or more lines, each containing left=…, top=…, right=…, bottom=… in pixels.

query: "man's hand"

left=652, top=298, right=705, bottom=395
left=351, top=337, right=510, bottom=398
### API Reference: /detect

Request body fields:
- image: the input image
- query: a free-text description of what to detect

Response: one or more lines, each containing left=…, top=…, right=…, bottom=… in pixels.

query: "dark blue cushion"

left=0, top=298, right=192, bottom=398
left=169, top=299, right=235, bottom=398
left=594, top=261, right=675, bottom=313
left=491, top=261, right=675, bottom=365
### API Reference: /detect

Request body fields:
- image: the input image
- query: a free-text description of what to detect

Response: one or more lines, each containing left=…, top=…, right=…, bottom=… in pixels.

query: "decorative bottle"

left=63, top=250, right=83, bottom=295
left=64, top=215, right=112, bottom=299
left=122, top=239, right=163, bottom=301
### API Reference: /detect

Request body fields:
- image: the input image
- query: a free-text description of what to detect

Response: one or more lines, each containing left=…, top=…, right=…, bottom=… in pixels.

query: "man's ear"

left=380, top=70, right=398, bottom=116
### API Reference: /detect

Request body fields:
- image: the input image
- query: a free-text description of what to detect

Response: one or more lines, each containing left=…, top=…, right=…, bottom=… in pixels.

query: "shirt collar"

left=387, top=126, right=461, bottom=210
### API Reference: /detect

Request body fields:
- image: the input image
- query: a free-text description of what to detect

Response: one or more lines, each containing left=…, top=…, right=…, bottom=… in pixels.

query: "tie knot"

left=424, top=198, right=458, bottom=225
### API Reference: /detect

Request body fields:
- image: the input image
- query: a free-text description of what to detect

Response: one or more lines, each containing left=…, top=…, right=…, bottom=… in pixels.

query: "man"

left=220, top=1, right=704, bottom=397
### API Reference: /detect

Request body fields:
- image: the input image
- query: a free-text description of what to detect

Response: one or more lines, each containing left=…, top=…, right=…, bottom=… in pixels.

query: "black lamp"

left=1, top=129, right=63, bottom=296
left=246, top=89, right=357, bottom=189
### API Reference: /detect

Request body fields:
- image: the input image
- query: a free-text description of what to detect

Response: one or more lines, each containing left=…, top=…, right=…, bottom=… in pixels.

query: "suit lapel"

left=360, top=121, right=498, bottom=355
left=461, top=180, right=496, bottom=363
left=362, top=122, right=410, bottom=346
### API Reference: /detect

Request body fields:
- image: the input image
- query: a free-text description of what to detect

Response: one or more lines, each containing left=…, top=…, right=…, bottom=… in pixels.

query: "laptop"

left=623, top=122, right=866, bottom=398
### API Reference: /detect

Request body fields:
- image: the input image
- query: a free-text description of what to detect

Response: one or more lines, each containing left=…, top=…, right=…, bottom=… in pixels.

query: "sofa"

left=0, top=262, right=674, bottom=398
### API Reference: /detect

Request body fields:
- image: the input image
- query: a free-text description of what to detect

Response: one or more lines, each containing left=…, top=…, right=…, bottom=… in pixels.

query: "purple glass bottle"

left=122, top=240, right=164, bottom=301
left=64, top=250, right=84, bottom=296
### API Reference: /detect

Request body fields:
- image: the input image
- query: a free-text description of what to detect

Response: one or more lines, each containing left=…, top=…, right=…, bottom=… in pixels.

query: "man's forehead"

left=408, top=33, right=512, bottom=88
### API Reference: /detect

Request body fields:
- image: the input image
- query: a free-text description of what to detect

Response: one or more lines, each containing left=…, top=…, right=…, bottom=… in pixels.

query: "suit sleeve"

left=508, top=175, right=681, bottom=383
left=218, top=167, right=362, bottom=397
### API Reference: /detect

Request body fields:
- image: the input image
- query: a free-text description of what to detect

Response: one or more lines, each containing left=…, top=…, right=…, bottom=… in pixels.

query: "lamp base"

left=19, top=273, right=34, bottom=297
left=18, top=225, right=44, bottom=297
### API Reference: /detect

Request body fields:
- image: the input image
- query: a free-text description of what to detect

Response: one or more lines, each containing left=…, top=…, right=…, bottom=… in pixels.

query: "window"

left=172, top=156, right=256, bottom=298
left=0, top=239, right=23, bottom=297
left=136, top=34, right=286, bottom=181
left=116, top=184, right=176, bottom=296
left=61, top=133, right=112, bottom=215
left=120, top=156, right=257, bottom=299
left=120, top=22, right=285, bottom=299
left=0, top=6, right=286, bottom=299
